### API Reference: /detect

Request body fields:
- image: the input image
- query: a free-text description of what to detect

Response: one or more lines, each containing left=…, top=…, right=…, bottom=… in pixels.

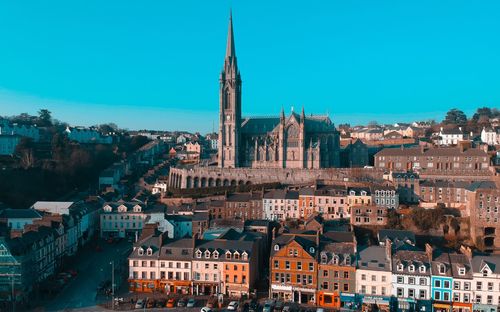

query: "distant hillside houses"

left=64, top=126, right=113, bottom=144
left=0, top=119, right=41, bottom=142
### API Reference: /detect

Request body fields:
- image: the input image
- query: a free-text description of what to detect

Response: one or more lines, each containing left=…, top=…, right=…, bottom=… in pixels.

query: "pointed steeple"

left=280, top=105, right=285, bottom=121
left=301, top=106, right=305, bottom=122
left=226, top=10, right=236, bottom=59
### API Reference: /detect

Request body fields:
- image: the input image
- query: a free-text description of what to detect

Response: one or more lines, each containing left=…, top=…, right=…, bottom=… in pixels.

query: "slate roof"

left=347, top=187, right=371, bottom=196
left=449, top=253, right=473, bottom=279
left=271, top=234, right=317, bottom=257
left=0, top=208, right=42, bottom=219
left=377, top=146, right=488, bottom=157
left=160, top=238, right=193, bottom=261
left=357, top=246, right=391, bottom=272
left=264, top=189, right=299, bottom=200
left=471, top=255, right=500, bottom=274
left=431, top=253, right=453, bottom=277
left=392, top=250, right=431, bottom=275
left=466, top=181, right=497, bottom=191
left=378, top=229, right=415, bottom=245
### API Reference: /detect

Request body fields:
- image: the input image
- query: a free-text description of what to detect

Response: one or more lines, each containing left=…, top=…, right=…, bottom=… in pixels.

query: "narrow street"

left=41, top=239, right=131, bottom=311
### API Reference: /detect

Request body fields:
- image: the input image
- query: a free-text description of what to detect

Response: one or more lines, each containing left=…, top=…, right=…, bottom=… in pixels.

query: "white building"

left=471, top=255, right=500, bottom=311
left=480, top=127, right=499, bottom=146
left=263, top=190, right=299, bottom=221
left=0, top=208, right=42, bottom=230
left=392, top=250, right=432, bottom=311
left=0, top=120, right=40, bottom=142
left=64, top=126, right=112, bottom=144
left=313, top=185, right=349, bottom=219
left=100, top=202, right=146, bottom=238
left=437, top=127, right=464, bottom=146
left=450, top=253, right=473, bottom=307
left=152, top=180, right=168, bottom=195
left=356, top=245, right=393, bottom=297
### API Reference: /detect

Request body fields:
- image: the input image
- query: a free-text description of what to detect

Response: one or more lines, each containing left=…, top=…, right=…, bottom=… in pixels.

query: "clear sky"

left=0, top=1, right=499, bottom=133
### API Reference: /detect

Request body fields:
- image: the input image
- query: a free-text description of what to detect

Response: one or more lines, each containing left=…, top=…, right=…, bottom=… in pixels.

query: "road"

left=41, top=239, right=132, bottom=311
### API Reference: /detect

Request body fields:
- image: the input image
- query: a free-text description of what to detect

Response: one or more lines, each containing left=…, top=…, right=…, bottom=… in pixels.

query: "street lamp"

left=110, top=261, right=115, bottom=310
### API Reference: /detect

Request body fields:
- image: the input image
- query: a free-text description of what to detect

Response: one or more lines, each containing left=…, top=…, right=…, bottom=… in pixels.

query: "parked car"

left=187, top=298, right=196, bottom=307
left=156, top=299, right=166, bottom=308
left=166, top=298, right=176, bottom=308
left=178, top=298, right=187, bottom=307
left=228, top=301, right=239, bottom=311
left=146, top=299, right=155, bottom=308
left=201, top=307, right=213, bottom=312
left=135, top=298, right=145, bottom=309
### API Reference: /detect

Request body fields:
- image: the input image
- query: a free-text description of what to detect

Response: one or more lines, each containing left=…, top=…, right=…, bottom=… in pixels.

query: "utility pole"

left=110, top=261, right=115, bottom=310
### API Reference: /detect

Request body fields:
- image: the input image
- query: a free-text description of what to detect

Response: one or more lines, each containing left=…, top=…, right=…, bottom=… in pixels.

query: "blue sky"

left=0, top=1, right=499, bottom=133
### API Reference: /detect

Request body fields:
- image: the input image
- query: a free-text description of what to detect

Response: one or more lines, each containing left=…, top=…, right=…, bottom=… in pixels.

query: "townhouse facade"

left=100, top=202, right=146, bottom=239
left=263, top=190, right=299, bottom=221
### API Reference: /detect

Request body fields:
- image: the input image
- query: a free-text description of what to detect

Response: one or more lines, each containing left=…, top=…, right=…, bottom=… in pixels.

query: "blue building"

left=431, top=253, right=453, bottom=312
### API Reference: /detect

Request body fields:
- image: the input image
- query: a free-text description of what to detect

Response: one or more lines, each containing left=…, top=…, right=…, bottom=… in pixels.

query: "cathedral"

left=218, top=13, right=340, bottom=169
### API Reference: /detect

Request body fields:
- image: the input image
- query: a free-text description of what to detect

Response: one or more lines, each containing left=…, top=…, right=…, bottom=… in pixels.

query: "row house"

left=356, top=245, right=393, bottom=312
left=372, top=185, right=399, bottom=210
left=314, top=185, right=349, bottom=220
left=317, top=242, right=356, bottom=309
left=480, top=127, right=499, bottom=146
left=263, top=190, right=299, bottom=220
left=375, top=146, right=490, bottom=176
left=224, top=192, right=263, bottom=220
left=270, top=232, right=319, bottom=304
left=471, top=255, right=500, bottom=312
left=350, top=205, right=388, bottom=227
left=392, top=249, right=432, bottom=312
left=391, top=172, right=420, bottom=204
left=100, top=201, right=146, bottom=239
left=467, top=183, right=500, bottom=253
left=0, top=119, right=41, bottom=142
left=299, top=187, right=316, bottom=220
left=128, top=229, right=259, bottom=298
left=431, top=253, right=454, bottom=312
left=419, top=180, right=469, bottom=209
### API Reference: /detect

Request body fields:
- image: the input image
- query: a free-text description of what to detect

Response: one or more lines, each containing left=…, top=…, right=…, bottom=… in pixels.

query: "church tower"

left=218, top=11, right=242, bottom=168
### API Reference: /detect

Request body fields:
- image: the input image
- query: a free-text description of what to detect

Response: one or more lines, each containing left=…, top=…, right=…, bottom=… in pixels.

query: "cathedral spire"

left=226, top=10, right=236, bottom=59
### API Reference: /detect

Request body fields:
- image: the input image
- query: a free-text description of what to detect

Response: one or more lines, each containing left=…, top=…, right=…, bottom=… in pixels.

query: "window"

left=476, top=295, right=481, bottom=304
left=434, top=291, right=441, bottom=300
left=444, top=281, right=450, bottom=289
left=419, top=290, right=426, bottom=299
left=361, top=274, right=366, bottom=281
left=458, top=267, right=465, bottom=275
left=309, top=262, right=314, bottom=271
left=488, top=282, right=493, bottom=291
left=285, top=261, right=290, bottom=270
left=397, top=276, right=404, bottom=284
left=477, top=281, right=482, bottom=291
left=444, top=292, right=450, bottom=301
left=397, top=288, right=404, bottom=297
left=343, top=271, right=349, bottom=279
left=439, top=264, right=445, bottom=274
left=322, top=281, right=328, bottom=290
left=382, top=276, right=386, bottom=282
left=419, top=278, right=426, bottom=286
left=297, top=262, right=302, bottom=270
left=453, top=281, right=460, bottom=290
left=274, top=260, right=279, bottom=268
left=453, top=293, right=460, bottom=302
left=434, top=280, right=441, bottom=288
left=408, top=277, right=415, bottom=285
left=371, top=275, right=376, bottom=282
left=408, top=289, right=415, bottom=298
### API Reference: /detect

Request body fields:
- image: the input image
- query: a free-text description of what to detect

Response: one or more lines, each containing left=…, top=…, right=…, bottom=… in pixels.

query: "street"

left=41, top=239, right=131, bottom=311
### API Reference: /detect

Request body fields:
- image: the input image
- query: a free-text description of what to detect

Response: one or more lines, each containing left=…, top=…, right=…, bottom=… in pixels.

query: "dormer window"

left=361, top=191, right=367, bottom=196
left=439, top=264, right=445, bottom=274
left=350, top=190, right=355, bottom=196
left=333, top=255, right=339, bottom=265
left=408, top=265, right=415, bottom=272
left=274, top=244, right=280, bottom=251
left=225, top=251, right=231, bottom=259
left=345, top=256, right=351, bottom=265
left=309, top=247, right=315, bottom=254
left=419, top=266, right=426, bottom=273
left=204, top=250, right=210, bottom=259
left=482, top=269, right=489, bottom=277
left=320, top=253, right=327, bottom=265
left=138, top=248, right=144, bottom=256
left=213, top=251, right=219, bottom=259
left=397, top=264, right=403, bottom=271
left=458, top=267, right=465, bottom=276
left=195, top=250, right=202, bottom=258
left=242, top=252, right=248, bottom=260
left=146, top=247, right=153, bottom=256
left=234, top=252, right=240, bottom=260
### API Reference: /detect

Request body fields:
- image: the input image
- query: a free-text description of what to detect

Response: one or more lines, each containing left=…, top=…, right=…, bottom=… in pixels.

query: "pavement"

left=38, top=238, right=132, bottom=311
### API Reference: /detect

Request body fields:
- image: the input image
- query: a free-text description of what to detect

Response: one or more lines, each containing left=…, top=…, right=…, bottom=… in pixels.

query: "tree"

left=368, top=120, right=379, bottom=128
left=443, top=108, right=467, bottom=125
left=472, top=107, right=492, bottom=121
left=37, top=109, right=53, bottom=127
left=15, top=137, right=36, bottom=169
left=98, top=123, right=119, bottom=134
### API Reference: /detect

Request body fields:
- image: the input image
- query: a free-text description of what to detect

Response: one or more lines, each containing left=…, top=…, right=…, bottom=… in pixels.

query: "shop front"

left=359, top=295, right=393, bottom=312
left=271, top=285, right=316, bottom=304
left=270, top=284, right=293, bottom=302
left=451, top=302, right=472, bottom=312
left=472, top=303, right=498, bottom=312
left=160, top=280, right=191, bottom=294
left=434, top=301, right=453, bottom=312
left=416, top=299, right=433, bottom=312
left=128, top=279, right=157, bottom=292
left=396, top=297, right=416, bottom=311
left=193, top=282, right=219, bottom=295
left=317, top=291, right=340, bottom=309
left=340, top=293, right=361, bottom=311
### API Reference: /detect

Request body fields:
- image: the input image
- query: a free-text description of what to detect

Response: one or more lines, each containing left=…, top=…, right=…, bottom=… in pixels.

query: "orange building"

left=270, top=231, right=319, bottom=304
left=299, top=188, right=316, bottom=219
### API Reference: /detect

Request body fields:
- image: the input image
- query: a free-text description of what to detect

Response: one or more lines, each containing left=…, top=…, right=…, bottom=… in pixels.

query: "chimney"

left=425, top=243, right=433, bottom=261
left=385, top=238, right=392, bottom=261
left=460, top=245, right=472, bottom=259
left=272, top=227, right=276, bottom=240
left=192, top=232, right=199, bottom=250
left=316, top=230, right=320, bottom=246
